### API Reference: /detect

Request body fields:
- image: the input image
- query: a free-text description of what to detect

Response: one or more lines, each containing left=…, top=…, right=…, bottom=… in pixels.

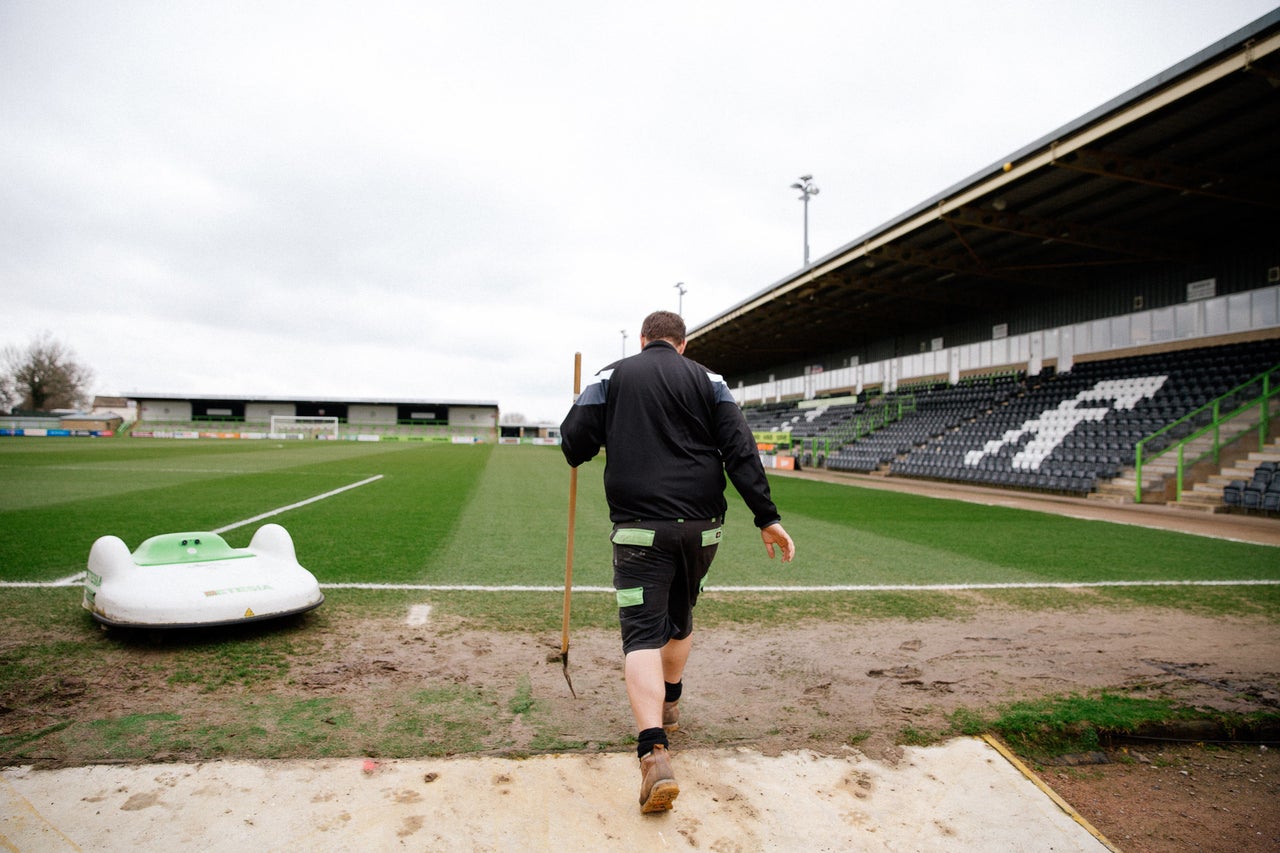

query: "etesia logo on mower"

left=204, top=584, right=273, bottom=597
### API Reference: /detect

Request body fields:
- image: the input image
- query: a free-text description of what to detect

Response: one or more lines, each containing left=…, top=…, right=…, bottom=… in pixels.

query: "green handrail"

left=826, top=394, right=916, bottom=452
left=1134, top=364, right=1278, bottom=503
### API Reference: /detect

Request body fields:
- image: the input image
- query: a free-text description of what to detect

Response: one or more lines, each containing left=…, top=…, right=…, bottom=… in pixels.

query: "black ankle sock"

left=637, top=727, right=668, bottom=759
left=665, top=680, right=683, bottom=703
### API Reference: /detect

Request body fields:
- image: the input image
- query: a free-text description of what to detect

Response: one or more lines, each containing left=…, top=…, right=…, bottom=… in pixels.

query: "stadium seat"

left=1263, top=480, right=1280, bottom=513
left=1242, top=476, right=1268, bottom=509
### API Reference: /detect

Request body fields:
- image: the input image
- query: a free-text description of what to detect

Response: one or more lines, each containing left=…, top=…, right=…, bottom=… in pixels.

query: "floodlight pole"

left=790, top=174, right=819, bottom=266
left=620, top=329, right=628, bottom=356
left=674, top=282, right=686, bottom=316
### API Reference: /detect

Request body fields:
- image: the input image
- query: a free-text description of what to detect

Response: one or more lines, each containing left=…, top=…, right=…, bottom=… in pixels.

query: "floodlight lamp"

left=799, top=174, right=812, bottom=182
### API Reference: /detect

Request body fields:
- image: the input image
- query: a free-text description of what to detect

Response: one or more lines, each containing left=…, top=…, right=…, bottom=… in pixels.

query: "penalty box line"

left=212, top=475, right=384, bottom=534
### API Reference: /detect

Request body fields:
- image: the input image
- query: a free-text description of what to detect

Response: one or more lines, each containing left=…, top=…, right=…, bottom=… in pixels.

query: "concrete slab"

left=2, top=738, right=1111, bottom=852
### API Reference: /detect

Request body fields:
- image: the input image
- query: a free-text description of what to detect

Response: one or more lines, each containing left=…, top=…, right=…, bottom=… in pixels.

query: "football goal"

left=269, top=415, right=341, bottom=440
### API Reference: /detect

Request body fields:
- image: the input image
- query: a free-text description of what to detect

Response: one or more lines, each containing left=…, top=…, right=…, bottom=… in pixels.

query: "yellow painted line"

left=0, top=772, right=83, bottom=852
left=980, top=734, right=1124, bottom=853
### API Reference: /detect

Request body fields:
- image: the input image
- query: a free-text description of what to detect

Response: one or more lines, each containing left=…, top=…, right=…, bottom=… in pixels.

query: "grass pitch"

left=2, top=438, right=1277, bottom=591
left=1, top=437, right=1278, bottom=765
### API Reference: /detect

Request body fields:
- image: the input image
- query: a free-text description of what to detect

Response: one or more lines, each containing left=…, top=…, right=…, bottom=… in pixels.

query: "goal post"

left=269, top=415, right=341, bottom=440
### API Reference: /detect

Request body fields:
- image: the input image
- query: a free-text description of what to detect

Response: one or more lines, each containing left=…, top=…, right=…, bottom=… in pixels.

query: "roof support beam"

left=942, top=204, right=1194, bottom=262
left=1051, top=146, right=1280, bottom=209
left=864, top=241, right=1007, bottom=282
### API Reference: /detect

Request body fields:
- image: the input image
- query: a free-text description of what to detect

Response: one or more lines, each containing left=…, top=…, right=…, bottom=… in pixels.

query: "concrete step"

left=1088, top=492, right=1133, bottom=504
left=1168, top=496, right=1227, bottom=513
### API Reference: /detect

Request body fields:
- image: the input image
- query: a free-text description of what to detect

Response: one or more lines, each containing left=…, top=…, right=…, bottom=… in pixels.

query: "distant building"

left=92, top=396, right=137, bottom=423
left=498, top=420, right=561, bottom=444
left=60, top=412, right=124, bottom=433
left=128, top=393, right=499, bottom=443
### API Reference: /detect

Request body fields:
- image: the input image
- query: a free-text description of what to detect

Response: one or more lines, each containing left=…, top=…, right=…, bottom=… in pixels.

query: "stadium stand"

left=695, top=13, right=1280, bottom=511
left=758, top=339, right=1278, bottom=498
left=826, top=376, right=1023, bottom=476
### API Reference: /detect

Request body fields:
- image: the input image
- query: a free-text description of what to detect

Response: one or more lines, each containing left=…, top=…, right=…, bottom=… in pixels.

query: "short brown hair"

left=641, top=310, right=686, bottom=344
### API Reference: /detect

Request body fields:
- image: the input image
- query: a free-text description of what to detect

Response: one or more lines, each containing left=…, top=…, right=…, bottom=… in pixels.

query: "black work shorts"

left=611, top=517, right=723, bottom=655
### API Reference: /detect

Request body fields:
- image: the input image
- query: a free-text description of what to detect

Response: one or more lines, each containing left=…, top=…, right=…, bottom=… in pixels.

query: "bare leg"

left=662, top=634, right=692, bottom=686
left=624, top=648, right=664, bottom=731
left=625, top=634, right=694, bottom=731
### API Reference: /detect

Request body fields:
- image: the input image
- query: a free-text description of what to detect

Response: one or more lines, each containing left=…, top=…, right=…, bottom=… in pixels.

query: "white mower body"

left=83, top=523, right=324, bottom=628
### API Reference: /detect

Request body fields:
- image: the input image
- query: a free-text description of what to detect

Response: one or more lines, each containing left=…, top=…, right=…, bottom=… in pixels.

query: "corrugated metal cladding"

left=775, top=251, right=1280, bottom=373
left=995, top=251, right=1276, bottom=338
left=732, top=254, right=1279, bottom=383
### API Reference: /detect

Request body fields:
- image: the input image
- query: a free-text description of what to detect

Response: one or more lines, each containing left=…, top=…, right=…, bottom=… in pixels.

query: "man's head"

left=639, top=311, right=686, bottom=352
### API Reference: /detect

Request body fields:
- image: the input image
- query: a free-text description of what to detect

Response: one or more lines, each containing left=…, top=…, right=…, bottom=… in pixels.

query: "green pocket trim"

left=616, top=586, right=645, bottom=607
left=611, top=528, right=656, bottom=547
left=702, top=527, right=723, bottom=547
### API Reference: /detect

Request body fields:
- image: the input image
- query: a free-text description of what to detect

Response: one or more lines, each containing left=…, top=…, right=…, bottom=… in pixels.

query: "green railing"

left=1134, top=364, right=1279, bottom=503
left=764, top=393, right=925, bottom=463
left=811, top=394, right=917, bottom=460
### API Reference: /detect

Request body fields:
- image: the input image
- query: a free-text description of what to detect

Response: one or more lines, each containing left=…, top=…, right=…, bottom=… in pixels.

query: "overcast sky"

left=3, top=1, right=1275, bottom=422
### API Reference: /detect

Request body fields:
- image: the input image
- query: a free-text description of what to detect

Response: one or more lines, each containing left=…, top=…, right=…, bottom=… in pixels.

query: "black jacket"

left=560, top=340, right=781, bottom=528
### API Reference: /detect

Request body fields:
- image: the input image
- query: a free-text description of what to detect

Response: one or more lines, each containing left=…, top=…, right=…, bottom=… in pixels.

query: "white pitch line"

left=4, top=578, right=1279, bottom=591
left=324, top=583, right=618, bottom=592
left=319, top=579, right=1280, bottom=592
left=212, top=475, right=383, bottom=533
left=0, top=477, right=384, bottom=588
left=0, top=572, right=88, bottom=588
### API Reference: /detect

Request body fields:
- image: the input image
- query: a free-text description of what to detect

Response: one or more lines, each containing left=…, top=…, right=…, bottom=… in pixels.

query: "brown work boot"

left=638, top=744, right=679, bottom=813
left=662, top=700, right=680, bottom=732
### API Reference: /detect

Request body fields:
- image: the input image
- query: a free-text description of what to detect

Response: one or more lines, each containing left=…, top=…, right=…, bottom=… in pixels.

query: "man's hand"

left=760, top=523, right=795, bottom=563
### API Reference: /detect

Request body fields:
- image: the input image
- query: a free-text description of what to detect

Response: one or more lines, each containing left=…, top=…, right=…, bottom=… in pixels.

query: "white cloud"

left=2, top=0, right=1275, bottom=421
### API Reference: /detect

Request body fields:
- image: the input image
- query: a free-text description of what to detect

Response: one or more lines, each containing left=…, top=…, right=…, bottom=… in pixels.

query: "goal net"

left=269, top=415, right=341, bottom=440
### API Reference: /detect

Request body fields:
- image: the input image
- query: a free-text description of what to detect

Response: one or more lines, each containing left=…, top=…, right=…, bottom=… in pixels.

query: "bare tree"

left=0, top=332, right=95, bottom=413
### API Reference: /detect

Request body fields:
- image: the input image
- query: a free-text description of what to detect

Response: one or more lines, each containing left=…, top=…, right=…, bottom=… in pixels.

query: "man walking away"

left=559, top=310, right=796, bottom=814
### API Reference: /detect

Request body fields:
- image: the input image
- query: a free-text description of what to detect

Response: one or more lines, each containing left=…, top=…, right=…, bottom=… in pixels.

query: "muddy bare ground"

left=5, top=476, right=1280, bottom=851
left=5, top=602, right=1279, bottom=852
